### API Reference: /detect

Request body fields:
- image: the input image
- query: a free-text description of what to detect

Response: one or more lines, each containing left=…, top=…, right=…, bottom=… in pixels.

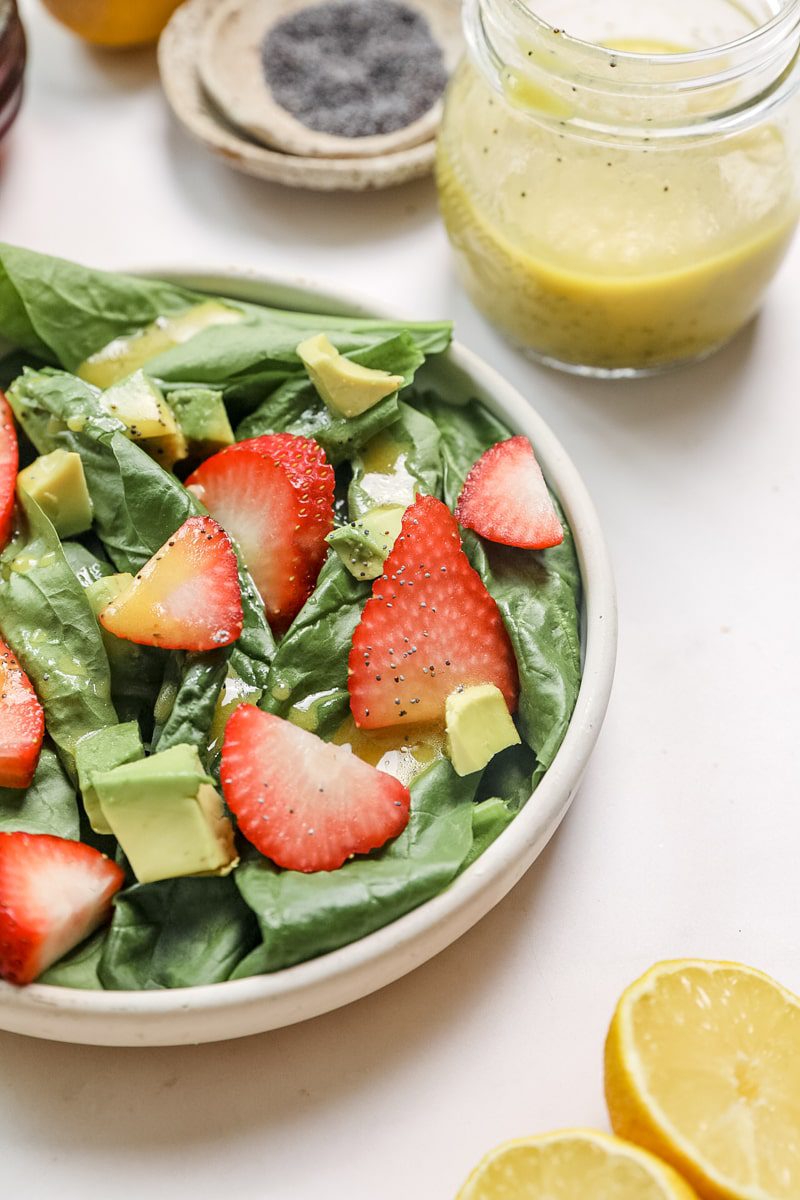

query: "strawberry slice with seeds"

left=348, top=494, right=519, bottom=729
left=186, top=434, right=334, bottom=633
left=0, top=391, right=19, bottom=550
left=0, top=639, right=45, bottom=790
left=99, top=515, right=243, bottom=651
left=0, top=832, right=125, bottom=985
left=220, top=705, right=410, bottom=873
left=455, top=436, right=564, bottom=550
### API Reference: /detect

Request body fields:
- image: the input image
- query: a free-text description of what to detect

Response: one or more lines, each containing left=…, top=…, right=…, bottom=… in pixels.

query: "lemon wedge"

left=455, top=1129, right=699, bottom=1199
left=605, top=960, right=800, bottom=1200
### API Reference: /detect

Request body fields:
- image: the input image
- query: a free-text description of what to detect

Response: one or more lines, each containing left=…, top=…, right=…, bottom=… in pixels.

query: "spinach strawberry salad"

left=0, top=245, right=581, bottom=991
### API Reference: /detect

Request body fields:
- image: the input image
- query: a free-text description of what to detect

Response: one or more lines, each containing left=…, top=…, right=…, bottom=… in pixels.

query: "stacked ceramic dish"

left=158, top=0, right=463, bottom=190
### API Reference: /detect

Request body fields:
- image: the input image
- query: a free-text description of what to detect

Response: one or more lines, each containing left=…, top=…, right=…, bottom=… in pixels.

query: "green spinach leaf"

left=38, top=929, right=106, bottom=989
left=263, top=553, right=369, bottom=740
left=0, top=494, right=117, bottom=778
left=0, top=744, right=80, bottom=839
left=152, top=650, right=230, bottom=766
left=98, top=877, right=260, bottom=990
left=0, top=244, right=450, bottom=390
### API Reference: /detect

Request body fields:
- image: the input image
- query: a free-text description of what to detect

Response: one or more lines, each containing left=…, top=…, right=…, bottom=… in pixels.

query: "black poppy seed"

left=262, top=0, right=448, bottom=139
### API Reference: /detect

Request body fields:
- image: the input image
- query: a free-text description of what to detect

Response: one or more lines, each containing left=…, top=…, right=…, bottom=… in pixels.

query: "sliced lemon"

left=456, top=1129, right=699, bottom=1199
left=605, top=960, right=800, bottom=1200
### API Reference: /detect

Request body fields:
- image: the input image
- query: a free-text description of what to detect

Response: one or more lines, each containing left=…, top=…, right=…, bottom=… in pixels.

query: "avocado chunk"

left=78, top=301, right=244, bottom=388
left=297, top=333, right=404, bottom=418
left=85, top=572, right=164, bottom=695
left=85, top=571, right=137, bottom=672
left=92, top=743, right=238, bottom=884
left=326, top=504, right=405, bottom=580
left=75, top=722, right=145, bottom=835
left=445, top=684, right=521, bottom=777
left=16, top=449, right=93, bottom=538
left=167, top=386, right=234, bottom=458
left=99, top=370, right=187, bottom=469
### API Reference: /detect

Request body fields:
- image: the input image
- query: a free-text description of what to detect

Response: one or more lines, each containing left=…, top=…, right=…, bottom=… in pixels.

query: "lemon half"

left=605, top=960, right=800, bottom=1200
left=456, top=1129, right=699, bottom=1199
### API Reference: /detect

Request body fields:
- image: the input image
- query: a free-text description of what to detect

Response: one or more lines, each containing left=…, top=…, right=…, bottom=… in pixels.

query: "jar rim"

left=503, top=0, right=800, bottom=67
left=465, top=0, right=800, bottom=140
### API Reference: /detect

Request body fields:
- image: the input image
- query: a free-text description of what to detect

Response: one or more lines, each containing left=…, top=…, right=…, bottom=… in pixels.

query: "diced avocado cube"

left=445, top=684, right=521, bottom=777
left=92, top=743, right=238, bottom=884
left=326, top=504, right=405, bottom=580
left=167, top=387, right=234, bottom=458
left=297, top=333, right=404, bottom=418
left=75, top=722, right=145, bottom=835
left=16, top=449, right=93, bottom=538
left=78, top=301, right=244, bottom=389
left=86, top=572, right=135, bottom=665
left=99, top=371, right=187, bottom=469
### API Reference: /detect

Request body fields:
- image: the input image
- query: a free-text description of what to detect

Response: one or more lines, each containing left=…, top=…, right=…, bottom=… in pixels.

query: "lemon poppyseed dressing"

left=437, top=0, right=800, bottom=375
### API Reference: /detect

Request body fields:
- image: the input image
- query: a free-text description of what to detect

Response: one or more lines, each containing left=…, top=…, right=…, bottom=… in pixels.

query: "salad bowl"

left=0, top=268, right=616, bottom=1046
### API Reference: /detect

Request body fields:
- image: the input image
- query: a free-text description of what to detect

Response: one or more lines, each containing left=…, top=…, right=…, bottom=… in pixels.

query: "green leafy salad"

left=0, top=245, right=582, bottom=991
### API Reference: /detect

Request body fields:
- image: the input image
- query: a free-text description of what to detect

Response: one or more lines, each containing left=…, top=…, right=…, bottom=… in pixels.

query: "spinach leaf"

left=60, top=539, right=115, bottom=587
left=0, top=243, right=450, bottom=387
left=263, top=553, right=369, bottom=740
left=0, top=744, right=80, bottom=839
left=348, top=399, right=442, bottom=517
left=38, top=929, right=106, bottom=989
left=152, top=650, right=230, bottom=766
left=0, top=494, right=117, bottom=779
left=232, top=758, right=478, bottom=976
left=98, top=877, right=260, bottom=990
left=7, top=368, right=275, bottom=692
left=462, top=743, right=540, bottom=869
left=468, top=532, right=581, bottom=779
left=463, top=799, right=516, bottom=870
left=0, top=243, right=202, bottom=368
left=410, top=394, right=510, bottom=508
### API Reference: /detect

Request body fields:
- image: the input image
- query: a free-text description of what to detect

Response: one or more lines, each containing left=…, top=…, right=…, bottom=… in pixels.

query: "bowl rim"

left=0, top=267, right=617, bottom=1045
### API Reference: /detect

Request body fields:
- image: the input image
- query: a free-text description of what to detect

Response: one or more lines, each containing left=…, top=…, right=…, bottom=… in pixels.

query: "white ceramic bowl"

left=0, top=271, right=617, bottom=1046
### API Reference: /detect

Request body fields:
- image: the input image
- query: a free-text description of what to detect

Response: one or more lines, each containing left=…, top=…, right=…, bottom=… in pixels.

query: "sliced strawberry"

left=99, top=515, right=243, bottom=651
left=0, top=832, right=124, bottom=985
left=455, top=436, right=564, bottom=550
left=0, top=390, right=19, bottom=550
left=348, top=494, right=519, bottom=730
left=220, top=705, right=410, bottom=872
left=186, top=434, right=334, bottom=634
left=0, top=640, right=44, bottom=790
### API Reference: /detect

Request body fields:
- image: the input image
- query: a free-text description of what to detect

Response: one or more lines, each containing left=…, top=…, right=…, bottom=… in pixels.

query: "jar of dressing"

left=436, top=0, right=800, bottom=376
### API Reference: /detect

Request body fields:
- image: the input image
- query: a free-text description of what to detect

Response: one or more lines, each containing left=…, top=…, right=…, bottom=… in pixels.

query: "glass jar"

left=436, top=0, right=800, bottom=376
left=0, top=0, right=25, bottom=149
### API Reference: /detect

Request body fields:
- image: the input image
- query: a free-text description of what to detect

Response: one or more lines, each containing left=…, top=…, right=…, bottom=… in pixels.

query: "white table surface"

left=2, top=3, right=799, bottom=1196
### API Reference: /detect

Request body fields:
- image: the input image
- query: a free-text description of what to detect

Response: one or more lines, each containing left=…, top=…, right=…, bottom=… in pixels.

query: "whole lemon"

left=41, top=0, right=183, bottom=47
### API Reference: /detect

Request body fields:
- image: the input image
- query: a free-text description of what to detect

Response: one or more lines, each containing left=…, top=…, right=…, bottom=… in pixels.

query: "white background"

left=2, top=3, right=799, bottom=1196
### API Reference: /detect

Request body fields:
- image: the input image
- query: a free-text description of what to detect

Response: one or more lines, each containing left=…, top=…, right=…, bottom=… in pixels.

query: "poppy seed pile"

left=261, top=0, right=448, bottom=139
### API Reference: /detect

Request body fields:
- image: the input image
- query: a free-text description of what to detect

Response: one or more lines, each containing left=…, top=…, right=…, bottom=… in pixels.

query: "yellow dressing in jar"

left=437, top=0, right=800, bottom=375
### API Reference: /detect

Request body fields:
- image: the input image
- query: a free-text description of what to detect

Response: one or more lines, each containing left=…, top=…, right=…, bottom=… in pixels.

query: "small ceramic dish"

left=0, top=269, right=617, bottom=1046
left=159, top=0, right=462, bottom=190
left=199, top=0, right=462, bottom=160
